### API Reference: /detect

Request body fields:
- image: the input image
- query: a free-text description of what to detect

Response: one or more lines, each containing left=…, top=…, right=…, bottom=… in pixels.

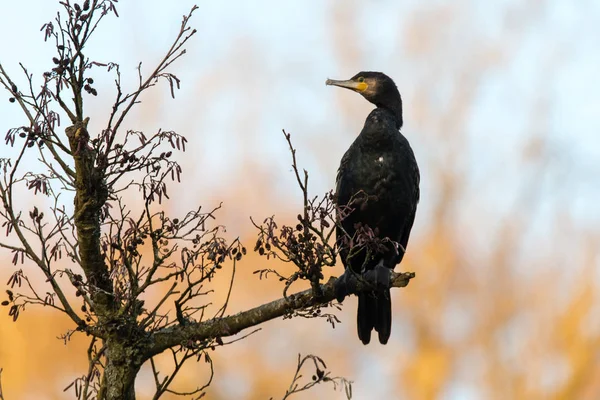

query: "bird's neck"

left=375, top=96, right=403, bottom=130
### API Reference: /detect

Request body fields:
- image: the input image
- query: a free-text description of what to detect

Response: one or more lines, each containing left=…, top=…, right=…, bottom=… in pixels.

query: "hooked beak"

left=325, top=78, right=368, bottom=92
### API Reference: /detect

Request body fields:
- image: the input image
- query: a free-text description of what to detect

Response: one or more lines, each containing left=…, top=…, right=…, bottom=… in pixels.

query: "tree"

left=0, top=2, right=412, bottom=399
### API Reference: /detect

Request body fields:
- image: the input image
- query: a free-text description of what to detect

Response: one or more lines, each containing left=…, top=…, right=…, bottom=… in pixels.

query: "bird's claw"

left=363, top=260, right=391, bottom=292
left=334, top=270, right=359, bottom=303
left=335, top=261, right=391, bottom=302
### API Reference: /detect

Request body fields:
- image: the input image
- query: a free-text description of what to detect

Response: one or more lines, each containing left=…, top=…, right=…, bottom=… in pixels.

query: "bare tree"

left=0, top=2, right=413, bottom=399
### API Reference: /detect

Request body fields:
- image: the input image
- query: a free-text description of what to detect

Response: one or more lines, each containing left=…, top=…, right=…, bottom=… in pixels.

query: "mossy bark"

left=97, top=338, right=143, bottom=400
left=66, top=119, right=114, bottom=315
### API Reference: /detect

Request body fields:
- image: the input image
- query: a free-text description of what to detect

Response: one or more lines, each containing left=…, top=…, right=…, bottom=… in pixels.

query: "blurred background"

left=1, top=0, right=600, bottom=399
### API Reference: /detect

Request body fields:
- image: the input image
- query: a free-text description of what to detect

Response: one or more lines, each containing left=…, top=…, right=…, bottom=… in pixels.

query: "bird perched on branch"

left=327, top=72, right=420, bottom=345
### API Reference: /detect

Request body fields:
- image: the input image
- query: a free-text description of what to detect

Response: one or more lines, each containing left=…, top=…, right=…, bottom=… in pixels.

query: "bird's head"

left=326, top=71, right=403, bottom=127
left=326, top=71, right=399, bottom=106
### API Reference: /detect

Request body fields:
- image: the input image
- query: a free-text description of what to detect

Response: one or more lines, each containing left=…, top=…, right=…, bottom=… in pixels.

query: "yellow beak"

left=325, top=79, right=368, bottom=92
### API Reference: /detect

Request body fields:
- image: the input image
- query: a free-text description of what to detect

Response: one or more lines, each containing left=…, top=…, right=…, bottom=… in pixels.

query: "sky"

left=1, top=0, right=600, bottom=399
left=2, top=0, right=598, bottom=228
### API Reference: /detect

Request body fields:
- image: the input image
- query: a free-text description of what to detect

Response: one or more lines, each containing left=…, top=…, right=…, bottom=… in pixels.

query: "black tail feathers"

left=376, top=289, right=392, bottom=344
left=357, top=293, right=375, bottom=344
left=357, top=289, right=392, bottom=345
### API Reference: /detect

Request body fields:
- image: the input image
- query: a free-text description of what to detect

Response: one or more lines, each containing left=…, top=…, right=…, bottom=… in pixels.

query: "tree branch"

left=65, top=119, right=114, bottom=316
left=146, top=271, right=414, bottom=358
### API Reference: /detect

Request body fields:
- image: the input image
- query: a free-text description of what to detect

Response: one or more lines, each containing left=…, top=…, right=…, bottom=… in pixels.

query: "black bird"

left=327, top=72, right=420, bottom=345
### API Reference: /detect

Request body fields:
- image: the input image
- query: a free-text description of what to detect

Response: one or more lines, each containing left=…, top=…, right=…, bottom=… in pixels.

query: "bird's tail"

left=375, top=289, right=392, bottom=344
left=357, top=289, right=392, bottom=345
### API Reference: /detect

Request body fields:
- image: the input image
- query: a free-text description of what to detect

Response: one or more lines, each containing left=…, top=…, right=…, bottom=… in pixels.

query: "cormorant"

left=326, top=72, right=420, bottom=345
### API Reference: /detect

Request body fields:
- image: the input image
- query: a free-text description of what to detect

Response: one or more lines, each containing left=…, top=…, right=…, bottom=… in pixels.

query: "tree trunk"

left=98, top=340, right=143, bottom=400
left=66, top=120, right=114, bottom=316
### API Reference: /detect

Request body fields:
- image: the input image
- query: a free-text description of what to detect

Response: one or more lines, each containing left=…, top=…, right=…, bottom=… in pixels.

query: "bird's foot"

left=334, top=269, right=359, bottom=303
left=363, top=259, right=391, bottom=292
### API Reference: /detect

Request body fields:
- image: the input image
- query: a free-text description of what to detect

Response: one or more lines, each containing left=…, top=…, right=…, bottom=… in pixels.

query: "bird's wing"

left=398, top=208, right=416, bottom=253
left=396, top=152, right=420, bottom=260
left=335, top=147, right=353, bottom=199
left=335, top=146, right=356, bottom=267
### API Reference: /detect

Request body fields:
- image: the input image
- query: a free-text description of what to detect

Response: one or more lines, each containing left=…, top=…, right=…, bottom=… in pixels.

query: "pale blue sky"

left=2, top=0, right=598, bottom=228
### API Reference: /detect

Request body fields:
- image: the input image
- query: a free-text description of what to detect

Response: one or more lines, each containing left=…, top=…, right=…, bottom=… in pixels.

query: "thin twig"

left=278, top=354, right=352, bottom=400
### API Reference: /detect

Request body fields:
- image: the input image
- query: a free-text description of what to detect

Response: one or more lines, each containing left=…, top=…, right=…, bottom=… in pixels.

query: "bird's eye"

left=357, top=77, right=365, bottom=83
